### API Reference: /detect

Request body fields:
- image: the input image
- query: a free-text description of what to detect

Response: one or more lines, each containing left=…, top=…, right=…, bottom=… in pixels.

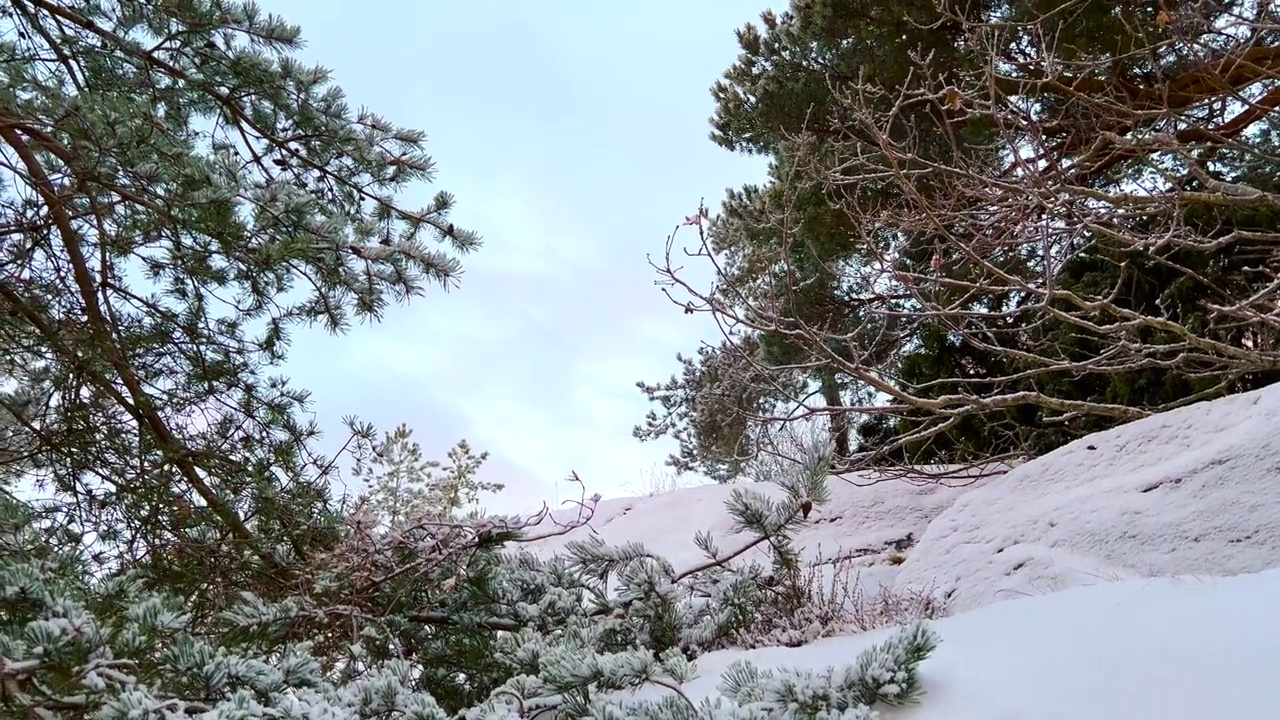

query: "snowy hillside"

left=524, top=382, right=1280, bottom=718
left=529, top=382, right=1280, bottom=613
left=527, top=464, right=996, bottom=598
left=897, top=381, right=1280, bottom=613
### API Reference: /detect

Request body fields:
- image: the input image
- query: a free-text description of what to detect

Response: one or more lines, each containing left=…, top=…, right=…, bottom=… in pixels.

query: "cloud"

left=286, top=164, right=728, bottom=510
left=268, top=0, right=770, bottom=511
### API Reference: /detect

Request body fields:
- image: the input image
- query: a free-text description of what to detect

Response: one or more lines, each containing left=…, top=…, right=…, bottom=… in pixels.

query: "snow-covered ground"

left=897, top=381, right=1280, bottom=613
left=633, top=569, right=1280, bottom=719
left=527, top=463, right=996, bottom=594
left=524, top=382, right=1280, bottom=718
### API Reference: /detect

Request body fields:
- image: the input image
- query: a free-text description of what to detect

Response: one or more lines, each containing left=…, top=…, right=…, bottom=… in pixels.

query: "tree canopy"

left=640, top=0, right=1280, bottom=479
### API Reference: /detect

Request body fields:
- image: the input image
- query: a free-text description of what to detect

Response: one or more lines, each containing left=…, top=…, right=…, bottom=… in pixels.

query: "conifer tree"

left=638, top=0, right=1001, bottom=479
left=0, top=2, right=947, bottom=718
left=1, top=438, right=942, bottom=719
left=0, top=0, right=481, bottom=609
left=641, top=0, right=1280, bottom=477
left=353, top=424, right=501, bottom=528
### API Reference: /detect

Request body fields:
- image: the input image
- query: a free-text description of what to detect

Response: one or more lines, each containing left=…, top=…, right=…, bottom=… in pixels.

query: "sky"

left=264, top=1, right=772, bottom=514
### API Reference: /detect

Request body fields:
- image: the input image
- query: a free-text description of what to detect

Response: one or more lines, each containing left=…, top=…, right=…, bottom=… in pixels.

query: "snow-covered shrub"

left=462, top=620, right=939, bottom=720
left=1, top=437, right=943, bottom=719
left=0, top=495, right=447, bottom=719
left=847, top=581, right=949, bottom=634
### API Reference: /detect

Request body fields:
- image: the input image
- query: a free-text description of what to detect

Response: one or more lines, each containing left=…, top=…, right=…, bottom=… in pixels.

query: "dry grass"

left=622, top=463, right=703, bottom=497
left=734, top=554, right=949, bottom=648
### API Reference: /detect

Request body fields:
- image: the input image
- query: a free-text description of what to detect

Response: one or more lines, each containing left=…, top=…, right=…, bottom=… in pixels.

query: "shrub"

left=734, top=555, right=950, bottom=649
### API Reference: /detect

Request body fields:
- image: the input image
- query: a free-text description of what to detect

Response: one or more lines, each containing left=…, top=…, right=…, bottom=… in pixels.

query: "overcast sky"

left=267, top=1, right=771, bottom=513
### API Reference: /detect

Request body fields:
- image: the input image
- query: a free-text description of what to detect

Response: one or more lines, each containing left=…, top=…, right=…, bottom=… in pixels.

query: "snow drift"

left=628, top=568, right=1280, bottom=720
left=530, top=382, right=1280, bottom=616
left=520, top=384, right=1280, bottom=718
left=897, top=381, right=1280, bottom=612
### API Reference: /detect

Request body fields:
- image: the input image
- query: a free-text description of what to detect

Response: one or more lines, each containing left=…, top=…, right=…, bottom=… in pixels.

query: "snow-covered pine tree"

left=0, top=0, right=943, bottom=717
left=0, top=0, right=483, bottom=622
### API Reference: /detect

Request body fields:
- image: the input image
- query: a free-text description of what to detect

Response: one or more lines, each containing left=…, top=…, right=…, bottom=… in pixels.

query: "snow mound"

left=896, top=383, right=1280, bottom=613
left=643, top=568, right=1280, bottom=719
left=523, top=384, right=1280, bottom=618
left=526, top=467, right=993, bottom=590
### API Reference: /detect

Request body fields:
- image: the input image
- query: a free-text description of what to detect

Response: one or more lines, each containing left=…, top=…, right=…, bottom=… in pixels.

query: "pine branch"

left=0, top=124, right=280, bottom=575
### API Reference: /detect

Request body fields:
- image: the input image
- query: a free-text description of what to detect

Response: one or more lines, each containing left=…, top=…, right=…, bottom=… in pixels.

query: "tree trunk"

left=819, top=369, right=851, bottom=459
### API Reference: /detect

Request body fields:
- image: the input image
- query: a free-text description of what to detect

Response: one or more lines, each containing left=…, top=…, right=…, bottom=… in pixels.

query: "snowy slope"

left=528, top=382, right=1280, bottom=614
left=524, top=385, right=1280, bottom=718
left=897, top=381, right=1280, bottom=612
left=526, top=465, right=996, bottom=592
left=630, top=568, right=1280, bottom=719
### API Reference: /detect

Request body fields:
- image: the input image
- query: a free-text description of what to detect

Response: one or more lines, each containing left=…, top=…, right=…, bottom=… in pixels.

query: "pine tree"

left=0, top=0, right=481, bottom=613
left=639, top=0, right=1002, bottom=478
left=2, top=435, right=942, bottom=719
left=642, top=0, right=1280, bottom=475
left=634, top=336, right=791, bottom=482
left=353, top=424, right=502, bottom=528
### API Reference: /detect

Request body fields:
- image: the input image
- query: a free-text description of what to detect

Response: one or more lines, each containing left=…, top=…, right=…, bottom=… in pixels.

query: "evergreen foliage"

left=353, top=424, right=501, bottom=527
left=639, top=0, right=1280, bottom=479
left=1, top=441, right=940, bottom=719
left=0, top=0, right=482, bottom=614
left=0, top=2, right=944, bottom=718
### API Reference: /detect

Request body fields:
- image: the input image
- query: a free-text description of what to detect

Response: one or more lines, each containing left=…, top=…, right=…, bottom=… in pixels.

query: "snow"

left=529, top=383, right=1280, bottom=614
left=527, top=465, right=995, bottom=594
left=635, top=568, right=1280, bottom=719
left=897, top=381, right=1280, bottom=613
left=525, top=382, right=1280, bottom=718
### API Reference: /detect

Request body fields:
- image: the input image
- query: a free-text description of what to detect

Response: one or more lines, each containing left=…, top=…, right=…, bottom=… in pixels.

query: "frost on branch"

left=467, top=621, right=940, bottom=720
left=0, top=496, right=456, bottom=719
left=1, top=434, right=940, bottom=719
